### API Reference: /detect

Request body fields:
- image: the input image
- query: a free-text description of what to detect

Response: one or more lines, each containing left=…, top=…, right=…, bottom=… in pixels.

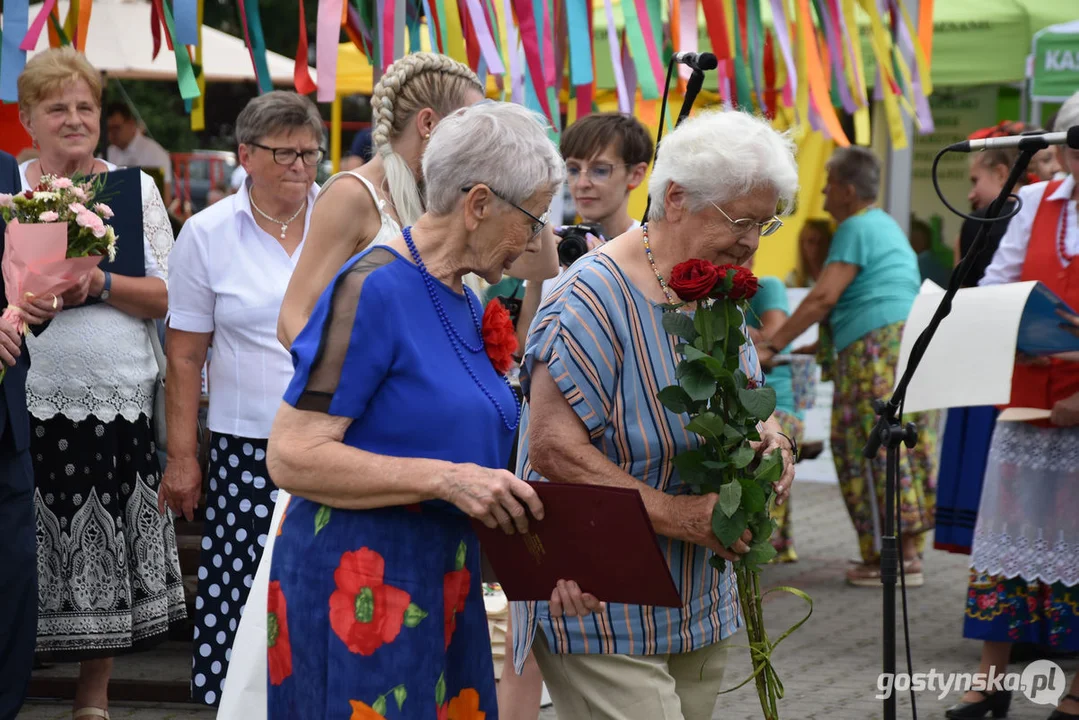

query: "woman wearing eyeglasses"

left=756, top=146, right=939, bottom=588
left=162, top=91, right=324, bottom=706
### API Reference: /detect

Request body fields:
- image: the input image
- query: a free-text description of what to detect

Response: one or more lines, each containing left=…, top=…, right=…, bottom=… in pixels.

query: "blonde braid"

left=370, top=53, right=482, bottom=226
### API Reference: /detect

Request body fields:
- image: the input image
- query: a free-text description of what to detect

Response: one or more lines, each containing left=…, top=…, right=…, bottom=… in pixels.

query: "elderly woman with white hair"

left=264, top=101, right=598, bottom=719
left=508, top=109, right=797, bottom=720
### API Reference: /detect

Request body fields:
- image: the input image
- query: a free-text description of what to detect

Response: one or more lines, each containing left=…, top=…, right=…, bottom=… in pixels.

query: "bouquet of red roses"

left=657, top=259, right=810, bottom=720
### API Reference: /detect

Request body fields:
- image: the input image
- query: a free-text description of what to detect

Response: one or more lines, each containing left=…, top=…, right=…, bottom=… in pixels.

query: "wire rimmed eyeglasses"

left=462, top=185, right=549, bottom=239
left=711, top=201, right=784, bottom=238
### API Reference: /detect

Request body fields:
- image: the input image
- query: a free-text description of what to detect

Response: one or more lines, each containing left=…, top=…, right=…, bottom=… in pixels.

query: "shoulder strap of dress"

left=317, top=170, right=385, bottom=211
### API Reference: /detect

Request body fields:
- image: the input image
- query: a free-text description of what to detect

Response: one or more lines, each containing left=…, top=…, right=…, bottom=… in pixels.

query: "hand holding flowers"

left=658, top=258, right=809, bottom=720
left=0, top=174, right=118, bottom=380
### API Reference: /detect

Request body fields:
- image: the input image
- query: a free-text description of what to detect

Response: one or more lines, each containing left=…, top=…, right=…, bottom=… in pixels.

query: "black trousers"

left=0, top=433, right=36, bottom=720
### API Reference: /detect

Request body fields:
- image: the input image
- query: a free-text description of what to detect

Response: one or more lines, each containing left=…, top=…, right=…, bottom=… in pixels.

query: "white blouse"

left=167, top=182, right=318, bottom=439
left=21, top=161, right=172, bottom=424
left=980, top=175, right=1079, bottom=287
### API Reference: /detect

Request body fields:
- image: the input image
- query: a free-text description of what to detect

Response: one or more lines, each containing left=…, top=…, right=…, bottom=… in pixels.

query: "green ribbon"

left=715, top=579, right=814, bottom=708
left=161, top=0, right=201, bottom=100
left=730, top=0, right=753, bottom=110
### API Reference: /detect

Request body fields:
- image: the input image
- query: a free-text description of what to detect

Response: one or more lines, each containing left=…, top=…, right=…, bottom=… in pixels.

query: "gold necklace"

left=641, top=224, right=677, bottom=304
left=249, top=190, right=307, bottom=240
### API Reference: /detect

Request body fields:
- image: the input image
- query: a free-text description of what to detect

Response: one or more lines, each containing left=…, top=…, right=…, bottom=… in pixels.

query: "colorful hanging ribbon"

left=237, top=0, right=273, bottom=94
left=295, top=0, right=317, bottom=95
left=510, top=0, right=555, bottom=121
left=768, top=0, right=796, bottom=109
left=464, top=0, right=506, bottom=73
left=811, top=0, right=855, bottom=114
left=603, top=0, right=630, bottom=113
left=441, top=0, right=468, bottom=64
left=316, top=0, right=343, bottom=101
left=175, top=0, right=198, bottom=45
left=618, top=0, right=660, bottom=99
left=796, top=0, right=848, bottom=145
left=160, top=0, right=201, bottom=100
left=564, top=0, right=591, bottom=86
left=190, top=0, right=206, bottom=131
left=677, top=0, right=697, bottom=83
left=1, top=0, right=30, bottom=102
left=20, top=0, right=58, bottom=51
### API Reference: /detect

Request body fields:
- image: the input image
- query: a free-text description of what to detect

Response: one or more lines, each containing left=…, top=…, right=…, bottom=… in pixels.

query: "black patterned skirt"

left=32, top=413, right=187, bottom=661
left=191, top=432, right=278, bottom=706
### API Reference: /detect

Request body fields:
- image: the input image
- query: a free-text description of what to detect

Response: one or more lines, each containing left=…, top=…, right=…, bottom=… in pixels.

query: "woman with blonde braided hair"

left=277, top=52, right=485, bottom=347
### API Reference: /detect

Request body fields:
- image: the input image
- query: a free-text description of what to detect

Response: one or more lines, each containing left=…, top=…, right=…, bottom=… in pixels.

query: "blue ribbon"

left=0, top=0, right=29, bottom=103
left=565, top=0, right=592, bottom=86
left=175, top=0, right=198, bottom=46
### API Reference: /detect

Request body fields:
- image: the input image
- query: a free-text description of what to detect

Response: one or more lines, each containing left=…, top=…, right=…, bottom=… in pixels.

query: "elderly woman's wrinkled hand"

left=549, top=579, right=606, bottom=618
left=757, top=345, right=777, bottom=371
left=675, top=493, right=753, bottom=561
left=751, top=428, right=796, bottom=505
left=17, top=292, right=64, bottom=326
left=443, top=464, right=545, bottom=535
left=59, top=271, right=94, bottom=308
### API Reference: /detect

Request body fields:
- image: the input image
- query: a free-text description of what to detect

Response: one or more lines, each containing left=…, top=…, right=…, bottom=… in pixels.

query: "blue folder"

left=83, top=167, right=145, bottom=306
left=1016, top=282, right=1079, bottom=356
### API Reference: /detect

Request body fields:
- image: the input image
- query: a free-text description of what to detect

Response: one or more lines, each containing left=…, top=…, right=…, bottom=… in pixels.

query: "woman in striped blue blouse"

left=509, top=109, right=799, bottom=720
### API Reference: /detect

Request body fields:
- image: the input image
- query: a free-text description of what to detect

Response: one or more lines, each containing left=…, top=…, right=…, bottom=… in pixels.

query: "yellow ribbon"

left=858, top=0, right=907, bottom=149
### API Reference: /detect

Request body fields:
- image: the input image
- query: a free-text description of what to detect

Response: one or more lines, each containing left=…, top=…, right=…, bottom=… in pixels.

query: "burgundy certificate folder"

left=471, top=482, right=683, bottom=608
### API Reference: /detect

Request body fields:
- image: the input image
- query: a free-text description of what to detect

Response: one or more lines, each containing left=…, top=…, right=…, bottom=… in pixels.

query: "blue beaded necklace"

left=403, top=226, right=521, bottom=431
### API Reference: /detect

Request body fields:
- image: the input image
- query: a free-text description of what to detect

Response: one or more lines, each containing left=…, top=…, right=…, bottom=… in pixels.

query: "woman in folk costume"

left=944, top=92, right=1079, bottom=720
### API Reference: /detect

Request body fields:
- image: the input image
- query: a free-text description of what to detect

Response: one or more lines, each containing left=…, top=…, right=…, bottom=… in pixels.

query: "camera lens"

left=558, top=234, right=589, bottom=267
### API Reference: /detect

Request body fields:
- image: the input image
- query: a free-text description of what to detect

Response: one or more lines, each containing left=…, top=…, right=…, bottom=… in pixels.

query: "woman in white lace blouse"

left=17, top=48, right=184, bottom=718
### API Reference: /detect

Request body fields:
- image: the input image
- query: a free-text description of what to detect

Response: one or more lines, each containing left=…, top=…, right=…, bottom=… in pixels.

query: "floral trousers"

left=830, top=321, right=939, bottom=564
left=770, top=410, right=805, bottom=563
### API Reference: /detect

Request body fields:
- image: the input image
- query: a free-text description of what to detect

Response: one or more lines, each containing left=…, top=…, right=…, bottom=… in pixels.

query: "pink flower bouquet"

left=0, top=175, right=118, bottom=380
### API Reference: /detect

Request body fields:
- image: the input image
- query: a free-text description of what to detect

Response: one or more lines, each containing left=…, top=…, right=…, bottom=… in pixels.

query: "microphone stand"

left=640, top=60, right=711, bottom=223
left=866, top=143, right=1039, bottom=720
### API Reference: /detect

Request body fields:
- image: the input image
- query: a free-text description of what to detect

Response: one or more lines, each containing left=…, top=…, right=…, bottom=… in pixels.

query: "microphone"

left=948, top=126, right=1079, bottom=152
left=672, top=52, right=718, bottom=72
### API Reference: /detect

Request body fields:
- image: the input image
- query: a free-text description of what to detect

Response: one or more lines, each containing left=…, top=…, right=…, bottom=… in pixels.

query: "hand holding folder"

left=472, top=482, right=683, bottom=608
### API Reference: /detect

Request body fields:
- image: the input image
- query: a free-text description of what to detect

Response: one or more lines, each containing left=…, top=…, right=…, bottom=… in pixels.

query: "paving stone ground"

left=19, top=481, right=1077, bottom=720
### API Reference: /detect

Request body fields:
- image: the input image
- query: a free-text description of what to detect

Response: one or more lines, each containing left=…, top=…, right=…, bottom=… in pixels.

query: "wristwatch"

left=99, top=271, right=112, bottom=301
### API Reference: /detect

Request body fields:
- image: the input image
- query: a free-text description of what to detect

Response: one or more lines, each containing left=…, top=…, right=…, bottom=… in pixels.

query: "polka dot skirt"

left=191, top=432, right=277, bottom=706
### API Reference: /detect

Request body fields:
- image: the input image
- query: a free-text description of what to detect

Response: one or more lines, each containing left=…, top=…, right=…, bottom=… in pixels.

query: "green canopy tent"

left=1029, top=19, right=1079, bottom=127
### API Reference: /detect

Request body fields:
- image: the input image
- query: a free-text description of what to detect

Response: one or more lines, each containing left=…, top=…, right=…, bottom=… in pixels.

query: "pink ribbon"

left=621, top=31, right=638, bottom=114
left=541, top=0, right=556, bottom=86
left=603, top=0, right=630, bottom=114
left=678, top=0, right=698, bottom=82
left=510, top=0, right=553, bottom=121
left=632, top=0, right=664, bottom=93
left=464, top=0, right=506, bottom=73
left=20, top=0, right=58, bottom=50
left=768, top=0, right=796, bottom=111
left=815, top=0, right=856, bottom=113
left=317, top=0, right=343, bottom=102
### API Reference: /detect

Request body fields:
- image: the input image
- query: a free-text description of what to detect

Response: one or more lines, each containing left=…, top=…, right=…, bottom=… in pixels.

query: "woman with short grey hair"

left=262, top=101, right=597, bottom=719
left=162, top=90, right=323, bottom=705
left=756, top=144, right=939, bottom=588
left=510, top=109, right=796, bottom=720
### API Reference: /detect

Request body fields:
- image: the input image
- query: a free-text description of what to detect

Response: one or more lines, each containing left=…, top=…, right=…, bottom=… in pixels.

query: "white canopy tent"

left=17, top=0, right=312, bottom=84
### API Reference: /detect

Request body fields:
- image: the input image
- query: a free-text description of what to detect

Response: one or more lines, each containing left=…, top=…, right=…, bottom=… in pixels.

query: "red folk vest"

left=1007, top=180, right=1079, bottom=418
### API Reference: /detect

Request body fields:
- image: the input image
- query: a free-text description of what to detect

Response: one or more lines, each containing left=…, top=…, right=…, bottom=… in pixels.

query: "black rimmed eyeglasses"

left=249, top=142, right=326, bottom=167
left=462, top=185, right=549, bottom=239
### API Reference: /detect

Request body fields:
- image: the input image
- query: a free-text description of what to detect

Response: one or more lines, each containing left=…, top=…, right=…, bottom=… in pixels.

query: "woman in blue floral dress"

left=264, top=102, right=595, bottom=720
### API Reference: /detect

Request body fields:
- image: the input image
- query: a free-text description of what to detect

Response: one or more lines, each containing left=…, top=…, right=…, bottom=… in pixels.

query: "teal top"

left=824, top=208, right=921, bottom=351
left=749, top=276, right=800, bottom=419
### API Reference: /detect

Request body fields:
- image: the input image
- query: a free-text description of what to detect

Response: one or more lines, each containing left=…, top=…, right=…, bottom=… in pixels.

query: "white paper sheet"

left=895, top=280, right=1040, bottom=413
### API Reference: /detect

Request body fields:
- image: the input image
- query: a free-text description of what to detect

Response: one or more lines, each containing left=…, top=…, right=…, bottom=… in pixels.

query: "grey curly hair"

left=370, top=52, right=483, bottom=226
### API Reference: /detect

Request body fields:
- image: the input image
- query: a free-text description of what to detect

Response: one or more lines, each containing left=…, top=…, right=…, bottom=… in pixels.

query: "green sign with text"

left=1032, top=22, right=1079, bottom=100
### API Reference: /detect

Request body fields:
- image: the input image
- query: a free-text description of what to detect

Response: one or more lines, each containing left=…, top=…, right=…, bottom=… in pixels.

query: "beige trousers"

left=531, top=630, right=730, bottom=720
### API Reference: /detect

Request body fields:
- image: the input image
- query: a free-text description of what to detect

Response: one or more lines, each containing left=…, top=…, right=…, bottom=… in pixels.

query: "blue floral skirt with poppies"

left=963, top=571, right=1079, bottom=650
left=266, top=497, right=497, bottom=720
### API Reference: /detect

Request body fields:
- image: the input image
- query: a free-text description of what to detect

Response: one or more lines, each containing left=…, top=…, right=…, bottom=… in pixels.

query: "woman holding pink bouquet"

left=15, top=47, right=184, bottom=719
